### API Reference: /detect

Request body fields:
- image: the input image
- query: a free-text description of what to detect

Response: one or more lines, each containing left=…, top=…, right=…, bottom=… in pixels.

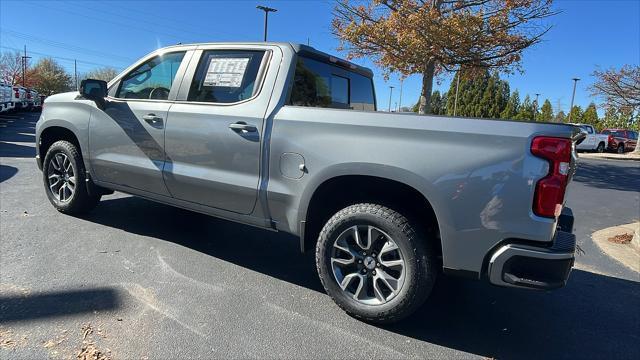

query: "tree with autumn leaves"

left=332, top=0, right=557, bottom=114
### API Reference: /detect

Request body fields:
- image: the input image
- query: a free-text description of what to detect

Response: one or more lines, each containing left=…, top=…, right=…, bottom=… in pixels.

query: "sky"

left=1, top=0, right=639, bottom=114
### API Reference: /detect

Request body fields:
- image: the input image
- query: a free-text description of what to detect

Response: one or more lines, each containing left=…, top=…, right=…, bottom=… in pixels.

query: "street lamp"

left=388, top=86, right=395, bottom=112
left=534, top=93, right=540, bottom=120
left=567, top=78, right=580, bottom=123
left=256, top=5, right=277, bottom=42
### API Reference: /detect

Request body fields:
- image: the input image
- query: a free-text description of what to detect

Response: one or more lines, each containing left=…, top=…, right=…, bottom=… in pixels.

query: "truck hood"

left=43, top=91, right=81, bottom=103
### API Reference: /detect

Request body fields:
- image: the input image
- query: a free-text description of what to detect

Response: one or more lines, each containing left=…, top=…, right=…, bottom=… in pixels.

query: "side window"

left=289, top=56, right=375, bottom=111
left=117, top=52, right=185, bottom=100
left=587, top=126, right=594, bottom=134
left=187, top=50, right=266, bottom=103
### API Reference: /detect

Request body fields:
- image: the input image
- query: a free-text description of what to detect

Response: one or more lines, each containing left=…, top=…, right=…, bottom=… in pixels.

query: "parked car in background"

left=25, top=88, right=35, bottom=110
left=570, top=123, right=609, bottom=152
left=36, top=42, right=582, bottom=323
left=12, top=86, right=27, bottom=111
left=29, top=89, right=41, bottom=110
left=601, top=129, right=638, bottom=153
left=0, top=83, right=13, bottom=113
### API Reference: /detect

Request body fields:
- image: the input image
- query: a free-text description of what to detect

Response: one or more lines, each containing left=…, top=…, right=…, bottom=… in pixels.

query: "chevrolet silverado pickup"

left=36, top=43, right=581, bottom=323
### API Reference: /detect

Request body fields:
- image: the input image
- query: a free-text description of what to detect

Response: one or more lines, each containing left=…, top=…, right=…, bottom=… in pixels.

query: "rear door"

left=89, top=50, right=192, bottom=196
left=163, top=45, right=279, bottom=214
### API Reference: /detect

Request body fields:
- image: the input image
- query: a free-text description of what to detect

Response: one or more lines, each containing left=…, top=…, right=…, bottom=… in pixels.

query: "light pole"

left=534, top=93, right=540, bottom=120
left=388, top=86, right=394, bottom=112
left=567, top=78, right=580, bottom=123
left=398, top=79, right=403, bottom=112
left=21, top=45, right=31, bottom=87
left=257, top=5, right=277, bottom=42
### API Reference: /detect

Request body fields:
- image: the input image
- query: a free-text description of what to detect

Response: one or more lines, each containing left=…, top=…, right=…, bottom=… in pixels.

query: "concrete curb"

left=579, top=153, right=640, bottom=161
left=592, top=222, right=640, bottom=273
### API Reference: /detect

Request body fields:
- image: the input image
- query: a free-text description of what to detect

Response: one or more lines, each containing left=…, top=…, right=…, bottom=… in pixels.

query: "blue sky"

left=1, top=0, right=638, bottom=114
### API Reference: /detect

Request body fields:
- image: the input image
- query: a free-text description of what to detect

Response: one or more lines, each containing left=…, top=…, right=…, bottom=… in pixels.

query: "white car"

left=11, top=86, right=27, bottom=111
left=571, top=123, right=609, bottom=152
left=0, top=83, right=13, bottom=113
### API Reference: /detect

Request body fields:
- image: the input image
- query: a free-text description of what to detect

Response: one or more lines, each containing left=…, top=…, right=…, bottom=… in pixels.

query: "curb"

left=591, top=222, right=640, bottom=273
left=579, top=153, right=640, bottom=161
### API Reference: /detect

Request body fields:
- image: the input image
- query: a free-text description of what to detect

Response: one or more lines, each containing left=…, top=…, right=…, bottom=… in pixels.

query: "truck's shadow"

left=88, top=195, right=640, bottom=359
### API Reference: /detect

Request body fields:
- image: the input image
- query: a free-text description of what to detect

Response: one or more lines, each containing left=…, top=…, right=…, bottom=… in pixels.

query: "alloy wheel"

left=330, top=225, right=406, bottom=305
left=47, top=153, right=76, bottom=202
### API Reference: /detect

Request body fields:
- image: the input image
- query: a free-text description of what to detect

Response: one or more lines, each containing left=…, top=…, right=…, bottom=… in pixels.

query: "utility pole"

left=534, top=93, right=540, bottom=120
left=398, top=79, right=403, bottom=112
left=256, top=5, right=277, bottom=42
left=74, top=59, right=78, bottom=90
left=567, top=78, right=580, bottom=123
left=388, top=86, right=394, bottom=112
left=21, top=45, right=31, bottom=87
left=453, top=69, right=461, bottom=116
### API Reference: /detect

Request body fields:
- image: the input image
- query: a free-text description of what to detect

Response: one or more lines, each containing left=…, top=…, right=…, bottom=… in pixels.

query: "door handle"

left=228, top=122, right=257, bottom=133
left=142, top=113, right=162, bottom=124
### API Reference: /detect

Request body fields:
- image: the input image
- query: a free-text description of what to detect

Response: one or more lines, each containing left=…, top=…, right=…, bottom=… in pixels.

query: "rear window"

left=289, top=56, right=375, bottom=111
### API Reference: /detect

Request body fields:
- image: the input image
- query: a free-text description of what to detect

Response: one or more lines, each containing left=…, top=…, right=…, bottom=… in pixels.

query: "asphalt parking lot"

left=1, top=111, right=639, bottom=359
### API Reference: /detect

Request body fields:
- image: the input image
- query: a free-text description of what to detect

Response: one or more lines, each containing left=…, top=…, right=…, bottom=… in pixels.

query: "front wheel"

left=43, top=140, right=101, bottom=214
left=316, top=203, right=437, bottom=323
left=617, top=144, right=625, bottom=154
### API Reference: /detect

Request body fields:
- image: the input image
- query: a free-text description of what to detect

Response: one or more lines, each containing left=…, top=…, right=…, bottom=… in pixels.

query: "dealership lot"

left=1, top=112, right=639, bottom=359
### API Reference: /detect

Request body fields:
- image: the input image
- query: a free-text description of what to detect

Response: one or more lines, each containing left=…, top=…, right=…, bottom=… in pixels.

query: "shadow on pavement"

left=0, top=287, right=121, bottom=323
left=87, top=196, right=323, bottom=292
left=574, top=159, right=640, bottom=192
left=0, top=164, right=18, bottom=183
left=0, top=113, right=37, bottom=158
left=88, top=196, right=639, bottom=359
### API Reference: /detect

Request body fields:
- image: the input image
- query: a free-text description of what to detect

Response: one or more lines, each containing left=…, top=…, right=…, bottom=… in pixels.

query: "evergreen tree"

left=582, top=102, right=599, bottom=126
left=501, top=90, right=520, bottom=119
left=516, top=95, right=535, bottom=121
left=567, top=105, right=583, bottom=123
left=440, top=91, right=448, bottom=115
left=430, top=90, right=442, bottom=115
left=538, top=99, right=554, bottom=122
left=554, top=110, right=566, bottom=123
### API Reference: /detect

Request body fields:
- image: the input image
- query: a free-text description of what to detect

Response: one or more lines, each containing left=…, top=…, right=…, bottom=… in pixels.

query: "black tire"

left=316, top=203, right=437, bottom=324
left=596, top=142, right=605, bottom=153
left=42, top=140, right=101, bottom=214
left=617, top=144, right=625, bottom=154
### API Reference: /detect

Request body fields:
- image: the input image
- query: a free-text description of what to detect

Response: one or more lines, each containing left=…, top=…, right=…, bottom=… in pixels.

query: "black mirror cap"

left=79, top=79, right=108, bottom=100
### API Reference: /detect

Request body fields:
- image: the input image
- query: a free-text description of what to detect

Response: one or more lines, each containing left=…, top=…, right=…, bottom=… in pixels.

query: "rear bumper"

left=487, top=208, right=576, bottom=290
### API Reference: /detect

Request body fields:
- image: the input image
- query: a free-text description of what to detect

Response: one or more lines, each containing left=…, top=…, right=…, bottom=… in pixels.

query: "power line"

left=0, top=46, right=124, bottom=70
left=0, top=29, right=134, bottom=63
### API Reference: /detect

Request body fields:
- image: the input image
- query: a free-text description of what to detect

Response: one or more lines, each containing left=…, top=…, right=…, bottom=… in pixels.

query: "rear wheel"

left=617, top=144, right=625, bottom=154
left=316, top=203, right=437, bottom=323
left=43, top=140, right=101, bottom=214
left=596, top=142, right=605, bottom=153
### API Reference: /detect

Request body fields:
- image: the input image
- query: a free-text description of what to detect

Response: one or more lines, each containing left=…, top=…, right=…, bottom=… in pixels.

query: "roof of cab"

left=158, top=42, right=374, bottom=78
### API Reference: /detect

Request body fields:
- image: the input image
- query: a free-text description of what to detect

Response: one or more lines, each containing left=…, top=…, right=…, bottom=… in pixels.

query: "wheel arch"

left=298, top=164, right=447, bottom=261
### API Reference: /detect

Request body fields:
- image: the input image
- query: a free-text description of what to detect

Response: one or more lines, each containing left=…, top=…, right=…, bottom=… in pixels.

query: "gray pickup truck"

left=36, top=42, right=581, bottom=323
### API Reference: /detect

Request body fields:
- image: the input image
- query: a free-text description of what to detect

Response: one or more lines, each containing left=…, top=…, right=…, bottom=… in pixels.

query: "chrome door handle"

left=228, top=122, right=257, bottom=133
left=142, top=113, right=162, bottom=124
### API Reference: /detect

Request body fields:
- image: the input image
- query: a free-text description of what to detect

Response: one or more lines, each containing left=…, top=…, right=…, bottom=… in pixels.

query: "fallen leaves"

left=607, top=233, right=633, bottom=244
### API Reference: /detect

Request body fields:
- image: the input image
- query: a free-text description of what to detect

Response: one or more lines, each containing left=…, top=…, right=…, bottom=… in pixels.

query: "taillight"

left=26, top=92, right=31, bottom=99
left=14, top=89, right=19, bottom=97
left=607, top=134, right=614, bottom=145
left=531, top=136, right=572, bottom=218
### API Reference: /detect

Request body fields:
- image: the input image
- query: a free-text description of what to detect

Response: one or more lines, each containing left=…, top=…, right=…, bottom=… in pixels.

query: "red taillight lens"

left=26, top=93, right=31, bottom=99
left=14, top=90, right=19, bottom=97
left=531, top=136, right=572, bottom=218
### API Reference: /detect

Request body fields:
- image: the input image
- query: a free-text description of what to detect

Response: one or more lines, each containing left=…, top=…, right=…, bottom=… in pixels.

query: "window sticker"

left=203, top=57, right=250, bottom=88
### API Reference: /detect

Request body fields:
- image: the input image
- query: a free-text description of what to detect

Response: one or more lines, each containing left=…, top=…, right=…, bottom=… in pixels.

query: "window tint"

left=289, top=56, right=375, bottom=111
left=188, top=50, right=265, bottom=103
left=117, top=52, right=185, bottom=100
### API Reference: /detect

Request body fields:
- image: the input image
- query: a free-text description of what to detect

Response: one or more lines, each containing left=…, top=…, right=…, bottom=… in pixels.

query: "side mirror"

left=80, top=79, right=107, bottom=101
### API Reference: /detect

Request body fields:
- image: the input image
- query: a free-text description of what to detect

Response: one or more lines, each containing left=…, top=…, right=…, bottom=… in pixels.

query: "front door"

left=163, top=47, right=275, bottom=214
left=89, top=51, right=188, bottom=196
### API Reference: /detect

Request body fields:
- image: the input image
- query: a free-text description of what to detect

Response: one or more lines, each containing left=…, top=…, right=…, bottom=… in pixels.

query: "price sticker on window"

left=203, top=58, right=250, bottom=88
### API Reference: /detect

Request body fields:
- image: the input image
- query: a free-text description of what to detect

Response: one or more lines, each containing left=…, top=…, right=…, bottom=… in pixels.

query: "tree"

left=0, top=50, right=26, bottom=85
left=516, top=94, right=535, bottom=121
left=29, top=58, right=72, bottom=95
left=554, top=110, right=566, bottom=123
left=538, top=99, right=553, bottom=122
left=582, top=102, right=599, bottom=127
left=332, top=0, right=558, bottom=114
left=567, top=105, right=583, bottom=124
left=590, top=65, right=640, bottom=110
left=500, top=89, right=520, bottom=119
left=85, top=67, right=120, bottom=82
left=430, top=90, right=442, bottom=115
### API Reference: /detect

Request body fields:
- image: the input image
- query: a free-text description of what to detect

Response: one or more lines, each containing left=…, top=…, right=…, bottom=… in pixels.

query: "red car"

left=601, top=129, right=638, bottom=153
